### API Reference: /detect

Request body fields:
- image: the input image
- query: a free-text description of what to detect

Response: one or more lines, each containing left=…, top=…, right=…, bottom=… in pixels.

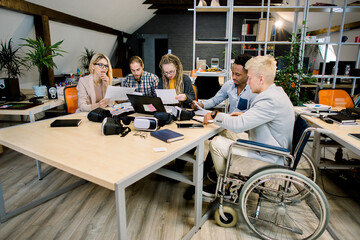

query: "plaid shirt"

left=124, top=71, right=159, bottom=97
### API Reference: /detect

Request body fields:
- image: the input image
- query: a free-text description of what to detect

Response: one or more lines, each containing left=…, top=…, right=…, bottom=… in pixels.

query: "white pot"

left=33, top=85, right=47, bottom=97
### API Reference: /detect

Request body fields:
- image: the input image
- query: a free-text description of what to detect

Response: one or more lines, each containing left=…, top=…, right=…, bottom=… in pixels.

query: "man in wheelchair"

left=203, top=55, right=295, bottom=196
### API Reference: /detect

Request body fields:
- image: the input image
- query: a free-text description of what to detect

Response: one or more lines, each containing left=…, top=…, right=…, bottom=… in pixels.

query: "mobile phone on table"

left=176, top=123, right=204, bottom=128
left=349, top=133, right=360, bottom=141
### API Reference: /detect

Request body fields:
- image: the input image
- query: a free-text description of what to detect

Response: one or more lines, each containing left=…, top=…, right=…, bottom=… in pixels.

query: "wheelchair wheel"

left=296, top=153, right=318, bottom=183
left=239, top=169, right=329, bottom=240
left=214, top=206, right=238, bottom=228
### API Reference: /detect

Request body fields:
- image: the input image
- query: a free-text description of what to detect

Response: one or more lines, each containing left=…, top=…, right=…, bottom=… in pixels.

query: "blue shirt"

left=202, top=81, right=257, bottom=113
left=124, top=71, right=159, bottom=97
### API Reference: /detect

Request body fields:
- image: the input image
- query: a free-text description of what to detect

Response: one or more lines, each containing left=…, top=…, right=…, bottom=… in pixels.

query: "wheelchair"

left=205, top=115, right=330, bottom=240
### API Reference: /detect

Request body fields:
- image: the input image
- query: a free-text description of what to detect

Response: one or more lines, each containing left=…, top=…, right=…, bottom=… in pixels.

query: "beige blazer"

left=76, top=74, right=113, bottom=112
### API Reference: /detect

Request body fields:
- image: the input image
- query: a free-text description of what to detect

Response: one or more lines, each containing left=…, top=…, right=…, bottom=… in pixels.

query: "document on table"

left=193, top=101, right=211, bottom=116
left=155, top=89, right=179, bottom=104
left=105, top=86, right=136, bottom=101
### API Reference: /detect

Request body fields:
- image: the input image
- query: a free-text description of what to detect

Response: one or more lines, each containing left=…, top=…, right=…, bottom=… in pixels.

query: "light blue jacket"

left=202, top=81, right=257, bottom=113
left=213, top=84, right=295, bottom=165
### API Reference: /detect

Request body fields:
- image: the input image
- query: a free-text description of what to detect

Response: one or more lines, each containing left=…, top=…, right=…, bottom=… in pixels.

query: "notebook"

left=50, top=119, right=82, bottom=127
left=328, top=114, right=357, bottom=125
left=127, top=94, right=167, bottom=115
left=150, top=129, right=184, bottom=143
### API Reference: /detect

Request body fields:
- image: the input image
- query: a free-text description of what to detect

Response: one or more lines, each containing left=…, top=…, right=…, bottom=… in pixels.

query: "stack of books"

left=328, top=114, right=357, bottom=125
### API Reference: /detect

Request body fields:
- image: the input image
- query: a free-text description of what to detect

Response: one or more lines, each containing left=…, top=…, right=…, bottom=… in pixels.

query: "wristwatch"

left=211, top=110, right=218, bottom=119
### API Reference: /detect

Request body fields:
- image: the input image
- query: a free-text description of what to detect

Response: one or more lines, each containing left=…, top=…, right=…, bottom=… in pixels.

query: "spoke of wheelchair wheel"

left=248, top=215, right=303, bottom=235
left=245, top=175, right=324, bottom=239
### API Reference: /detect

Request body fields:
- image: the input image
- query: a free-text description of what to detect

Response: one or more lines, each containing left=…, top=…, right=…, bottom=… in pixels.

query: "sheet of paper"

left=105, top=86, right=136, bottom=101
left=155, top=89, right=179, bottom=104
left=194, top=109, right=211, bottom=116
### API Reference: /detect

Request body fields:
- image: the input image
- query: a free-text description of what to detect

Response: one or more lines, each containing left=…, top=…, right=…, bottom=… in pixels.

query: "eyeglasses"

left=95, top=63, right=109, bottom=69
left=164, top=70, right=176, bottom=76
left=133, top=131, right=148, bottom=139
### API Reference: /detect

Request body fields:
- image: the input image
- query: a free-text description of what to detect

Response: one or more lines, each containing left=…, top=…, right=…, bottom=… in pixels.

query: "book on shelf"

left=150, top=129, right=184, bottom=143
left=242, top=24, right=249, bottom=35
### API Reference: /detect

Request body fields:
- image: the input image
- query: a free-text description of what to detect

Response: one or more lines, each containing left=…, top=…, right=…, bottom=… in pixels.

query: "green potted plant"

left=275, top=24, right=316, bottom=106
left=0, top=38, right=27, bottom=100
left=0, top=38, right=26, bottom=79
left=79, top=47, right=95, bottom=75
left=21, top=37, right=66, bottom=96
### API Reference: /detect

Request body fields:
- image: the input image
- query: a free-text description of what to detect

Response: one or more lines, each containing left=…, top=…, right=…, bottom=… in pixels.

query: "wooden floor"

left=0, top=144, right=359, bottom=240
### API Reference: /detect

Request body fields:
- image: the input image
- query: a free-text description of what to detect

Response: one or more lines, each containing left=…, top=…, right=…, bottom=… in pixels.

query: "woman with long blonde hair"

left=77, top=53, right=113, bottom=112
left=158, top=54, right=195, bottom=108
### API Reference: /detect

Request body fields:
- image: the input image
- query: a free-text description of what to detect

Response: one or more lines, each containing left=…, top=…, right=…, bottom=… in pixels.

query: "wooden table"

left=295, top=107, right=360, bottom=170
left=0, top=113, right=222, bottom=240
left=0, top=99, right=64, bottom=123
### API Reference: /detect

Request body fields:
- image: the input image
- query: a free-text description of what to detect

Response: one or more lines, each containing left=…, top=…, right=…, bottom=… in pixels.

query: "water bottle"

left=345, top=65, right=350, bottom=76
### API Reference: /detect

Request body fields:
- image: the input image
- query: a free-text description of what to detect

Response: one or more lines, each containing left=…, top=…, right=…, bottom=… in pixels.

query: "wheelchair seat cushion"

left=236, top=139, right=290, bottom=153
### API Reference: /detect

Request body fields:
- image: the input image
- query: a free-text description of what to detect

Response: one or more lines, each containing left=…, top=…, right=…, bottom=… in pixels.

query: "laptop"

left=127, top=94, right=167, bottom=115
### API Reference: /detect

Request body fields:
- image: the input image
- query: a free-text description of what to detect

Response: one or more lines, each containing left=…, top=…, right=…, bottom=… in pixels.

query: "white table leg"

left=115, top=183, right=127, bottom=240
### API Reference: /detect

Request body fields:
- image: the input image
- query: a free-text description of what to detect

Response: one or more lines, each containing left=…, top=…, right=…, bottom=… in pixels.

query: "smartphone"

left=349, top=133, right=360, bottom=141
left=177, top=123, right=204, bottom=128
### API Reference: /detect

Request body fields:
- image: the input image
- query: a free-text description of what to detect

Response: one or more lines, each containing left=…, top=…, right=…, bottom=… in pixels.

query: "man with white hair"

left=203, top=55, right=295, bottom=196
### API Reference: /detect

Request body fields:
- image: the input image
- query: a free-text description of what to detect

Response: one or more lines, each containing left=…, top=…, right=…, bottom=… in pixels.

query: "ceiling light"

left=275, top=20, right=283, bottom=28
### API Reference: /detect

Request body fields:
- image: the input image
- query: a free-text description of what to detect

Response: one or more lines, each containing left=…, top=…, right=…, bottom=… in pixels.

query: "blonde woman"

left=77, top=53, right=113, bottom=112
left=158, top=53, right=195, bottom=108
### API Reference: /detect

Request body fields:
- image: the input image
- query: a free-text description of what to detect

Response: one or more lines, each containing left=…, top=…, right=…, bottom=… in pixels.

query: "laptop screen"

left=127, top=94, right=166, bottom=115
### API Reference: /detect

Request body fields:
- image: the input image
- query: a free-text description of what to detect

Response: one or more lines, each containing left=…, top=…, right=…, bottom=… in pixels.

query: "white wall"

left=0, top=8, right=117, bottom=89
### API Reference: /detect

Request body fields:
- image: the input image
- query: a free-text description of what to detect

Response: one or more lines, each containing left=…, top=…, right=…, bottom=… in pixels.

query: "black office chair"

left=194, top=76, right=221, bottom=100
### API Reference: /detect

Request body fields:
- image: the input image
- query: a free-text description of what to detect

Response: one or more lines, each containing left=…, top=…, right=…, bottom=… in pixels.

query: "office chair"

left=206, top=115, right=329, bottom=239
left=192, top=84, right=198, bottom=101
left=318, top=89, right=354, bottom=108
left=112, top=68, right=123, bottom=78
left=195, top=76, right=221, bottom=100
left=64, top=86, right=78, bottom=114
left=318, top=89, right=354, bottom=163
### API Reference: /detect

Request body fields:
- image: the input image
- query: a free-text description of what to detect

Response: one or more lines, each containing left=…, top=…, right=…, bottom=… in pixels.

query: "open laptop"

left=127, top=94, right=167, bottom=115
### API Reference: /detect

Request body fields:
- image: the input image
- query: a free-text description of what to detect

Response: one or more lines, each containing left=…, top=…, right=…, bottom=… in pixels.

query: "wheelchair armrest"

left=233, top=139, right=291, bottom=158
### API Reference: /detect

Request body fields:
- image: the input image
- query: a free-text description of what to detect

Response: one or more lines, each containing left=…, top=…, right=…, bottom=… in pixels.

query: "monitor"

left=319, top=61, right=356, bottom=75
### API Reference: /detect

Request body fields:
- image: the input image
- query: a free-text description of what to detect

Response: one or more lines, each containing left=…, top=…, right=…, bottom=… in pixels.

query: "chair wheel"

left=214, top=206, right=238, bottom=228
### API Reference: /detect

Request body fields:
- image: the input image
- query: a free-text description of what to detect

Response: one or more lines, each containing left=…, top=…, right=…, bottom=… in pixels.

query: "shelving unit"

left=192, top=0, right=360, bottom=96
left=240, top=18, right=276, bottom=56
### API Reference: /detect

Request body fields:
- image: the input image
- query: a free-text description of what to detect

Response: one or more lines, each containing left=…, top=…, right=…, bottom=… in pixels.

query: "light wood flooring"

left=0, top=144, right=359, bottom=240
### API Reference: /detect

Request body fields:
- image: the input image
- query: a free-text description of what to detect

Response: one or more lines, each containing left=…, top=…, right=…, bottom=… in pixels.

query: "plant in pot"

left=21, top=37, right=66, bottom=97
left=275, top=24, right=316, bottom=106
left=0, top=38, right=27, bottom=100
left=79, top=47, right=95, bottom=75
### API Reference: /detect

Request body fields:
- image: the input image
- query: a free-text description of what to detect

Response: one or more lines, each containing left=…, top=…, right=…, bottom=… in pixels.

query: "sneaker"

left=207, top=171, right=218, bottom=184
left=202, top=184, right=217, bottom=198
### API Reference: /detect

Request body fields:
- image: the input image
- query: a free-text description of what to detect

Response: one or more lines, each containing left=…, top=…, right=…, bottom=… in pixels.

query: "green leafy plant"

left=275, top=24, right=316, bottom=106
left=21, top=37, right=66, bottom=86
left=79, top=47, right=95, bottom=75
left=0, top=38, right=26, bottom=79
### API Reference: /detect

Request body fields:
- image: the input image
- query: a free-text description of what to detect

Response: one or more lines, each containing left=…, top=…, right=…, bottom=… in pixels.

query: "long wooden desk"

left=295, top=107, right=360, bottom=170
left=0, top=99, right=64, bottom=123
left=0, top=112, right=222, bottom=240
